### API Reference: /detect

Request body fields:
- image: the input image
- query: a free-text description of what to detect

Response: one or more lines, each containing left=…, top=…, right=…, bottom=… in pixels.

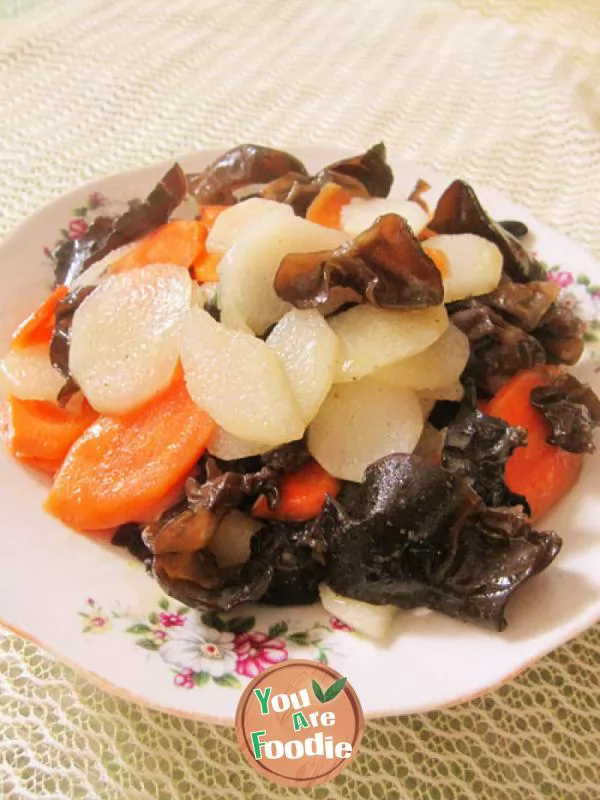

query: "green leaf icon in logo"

left=312, top=676, right=348, bottom=704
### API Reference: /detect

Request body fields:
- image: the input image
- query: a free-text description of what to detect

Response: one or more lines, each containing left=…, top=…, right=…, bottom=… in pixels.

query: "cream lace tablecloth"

left=1, top=1, right=599, bottom=797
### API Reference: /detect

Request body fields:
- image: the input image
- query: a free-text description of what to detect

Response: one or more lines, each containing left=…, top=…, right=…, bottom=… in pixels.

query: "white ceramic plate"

left=1, top=146, right=600, bottom=726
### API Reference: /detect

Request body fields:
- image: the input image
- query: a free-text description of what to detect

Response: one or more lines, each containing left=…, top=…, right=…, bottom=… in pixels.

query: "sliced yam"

left=219, top=215, right=348, bottom=335
left=329, top=304, right=448, bottom=383
left=206, top=198, right=293, bottom=255
left=418, top=381, right=464, bottom=416
left=307, top=378, right=423, bottom=482
left=267, top=309, right=339, bottom=424
left=69, top=264, right=192, bottom=414
left=341, top=197, right=428, bottom=238
left=422, top=233, right=502, bottom=302
left=192, top=251, right=221, bottom=283
left=207, top=426, right=272, bottom=460
left=306, top=183, right=352, bottom=229
left=181, top=308, right=304, bottom=446
left=0, top=344, right=65, bottom=402
left=319, top=584, right=398, bottom=639
left=209, top=510, right=263, bottom=568
left=109, top=220, right=205, bottom=275
left=70, top=243, right=138, bottom=289
left=252, top=459, right=340, bottom=522
left=11, top=285, right=68, bottom=349
left=45, top=377, right=215, bottom=531
left=3, top=395, right=98, bottom=461
left=374, top=324, right=469, bottom=391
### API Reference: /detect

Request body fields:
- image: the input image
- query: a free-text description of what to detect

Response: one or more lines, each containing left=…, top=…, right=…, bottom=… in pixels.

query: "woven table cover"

left=0, top=1, right=599, bottom=797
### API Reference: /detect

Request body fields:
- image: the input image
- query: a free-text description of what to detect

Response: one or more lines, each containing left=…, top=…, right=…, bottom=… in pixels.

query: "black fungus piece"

left=261, top=439, right=311, bottom=474
left=450, top=302, right=546, bottom=395
left=186, top=467, right=281, bottom=514
left=187, top=145, right=309, bottom=205
left=50, top=285, right=96, bottom=378
left=430, top=180, right=546, bottom=282
left=481, top=278, right=560, bottom=332
left=112, top=523, right=152, bottom=566
left=499, top=220, right=529, bottom=238
left=316, top=143, right=394, bottom=198
left=52, top=164, right=187, bottom=286
left=530, top=372, right=600, bottom=453
left=322, top=453, right=561, bottom=631
left=534, top=302, right=586, bottom=365
left=254, top=524, right=327, bottom=606
left=442, top=409, right=530, bottom=513
left=275, top=214, right=443, bottom=311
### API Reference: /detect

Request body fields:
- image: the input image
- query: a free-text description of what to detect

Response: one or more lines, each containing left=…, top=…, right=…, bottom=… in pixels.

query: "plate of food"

left=1, top=144, right=599, bottom=724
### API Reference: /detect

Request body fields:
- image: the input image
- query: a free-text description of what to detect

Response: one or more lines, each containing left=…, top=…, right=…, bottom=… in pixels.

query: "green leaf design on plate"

left=126, top=623, right=151, bottom=634
left=268, top=621, right=288, bottom=638
left=201, top=611, right=227, bottom=632
left=577, top=274, right=591, bottom=286
left=317, top=649, right=328, bottom=665
left=212, top=674, right=241, bottom=688
left=312, top=679, right=325, bottom=703
left=194, top=671, right=211, bottom=687
left=227, top=616, right=255, bottom=635
left=73, top=206, right=88, bottom=217
left=136, top=638, right=160, bottom=651
left=147, top=612, right=159, bottom=625
left=158, top=597, right=169, bottom=611
left=177, top=606, right=190, bottom=615
left=287, top=632, right=309, bottom=646
left=323, top=677, right=347, bottom=702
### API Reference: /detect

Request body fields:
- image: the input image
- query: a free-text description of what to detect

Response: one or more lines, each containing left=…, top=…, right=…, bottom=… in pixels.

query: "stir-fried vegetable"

left=2, top=143, right=596, bottom=636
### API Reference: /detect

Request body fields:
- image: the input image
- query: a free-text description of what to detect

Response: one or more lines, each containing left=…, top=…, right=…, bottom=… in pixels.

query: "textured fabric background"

left=0, top=1, right=599, bottom=797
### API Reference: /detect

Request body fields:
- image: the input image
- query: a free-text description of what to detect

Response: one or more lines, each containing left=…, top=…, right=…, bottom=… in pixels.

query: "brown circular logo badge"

left=235, top=659, right=364, bottom=788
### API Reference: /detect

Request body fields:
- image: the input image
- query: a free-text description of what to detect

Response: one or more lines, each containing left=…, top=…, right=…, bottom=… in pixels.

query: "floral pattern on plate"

left=80, top=597, right=348, bottom=690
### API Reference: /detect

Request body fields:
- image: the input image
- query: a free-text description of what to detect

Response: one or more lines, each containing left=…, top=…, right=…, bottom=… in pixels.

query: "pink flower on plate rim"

left=234, top=632, right=287, bottom=678
left=548, top=270, right=574, bottom=289
left=159, top=612, right=185, bottom=628
left=329, top=616, right=352, bottom=632
left=68, top=218, right=89, bottom=240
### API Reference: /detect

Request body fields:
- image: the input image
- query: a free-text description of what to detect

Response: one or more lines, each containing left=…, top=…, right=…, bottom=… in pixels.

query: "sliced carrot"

left=109, top=221, right=206, bottom=275
left=198, top=205, right=227, bottom=230
left=3, top=395, right=98, bottom=462
left=306, top=183, right=352, bottom=229
left=11, top=285, right=69, bottom=349
left=19, top=456, right=64, bottom=475
left=418, top=227, right=438, bottom=241
left=252, top=460, right=341, bottom=523
left=192, top=250, right=221, bottom=283
left=486, top=367, right=583, bottom=520
left=45, top=377, right=215, bottom=531
left=422, top=245, right=449, bottom=278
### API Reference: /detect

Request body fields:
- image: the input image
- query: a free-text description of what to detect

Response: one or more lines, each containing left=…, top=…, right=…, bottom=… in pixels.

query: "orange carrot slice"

left=19, top=456, right=64, bottom=475
left=418, top=227, right=438, bottom=241
left=109, top=220, right=206, bottom=275
left=192, top=251, right=221, bottom=283
left=11, top=285, right=69, bottom=349
left=45, top=377, right=214, bottom=531
left=306, top=183, right=352, bottom=229
left=4, top=395, right=98, bottom=462
left=252, top=460, right=341, bottom=523
left=486, top=367, right=583, bottom=520
left=198, top=205, right=227, bottom=230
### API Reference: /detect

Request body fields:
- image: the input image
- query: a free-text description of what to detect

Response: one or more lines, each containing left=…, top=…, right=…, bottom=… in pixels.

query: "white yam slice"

left=219, top=215, right=348, bottom=335
left=70, top=242, right=138, bottom=289
left=69, top=264, right=192, bottom=414
left=418, top=382, right=465, bottom=417
left=206, top=198, right=294, bottom=255
left=209, top=511, right=263, bottom=568
left=319, top=584, right=398, bottom=639
left=181, top=307, right=304, bottom=446
left=374, top=324, right=469, bottom=391
left=307, top=378, right=423, bottom=482
left=341, top=198, right=428, bottom=238
left=267, top=309, right=339, bottom=424
left=422, top=233, right=502, bottom=302
left=207, top=426, right=272, bottom=460
left=0, top=345, right=64, bottom=402
left=330, top=305, right=448, bottom=383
